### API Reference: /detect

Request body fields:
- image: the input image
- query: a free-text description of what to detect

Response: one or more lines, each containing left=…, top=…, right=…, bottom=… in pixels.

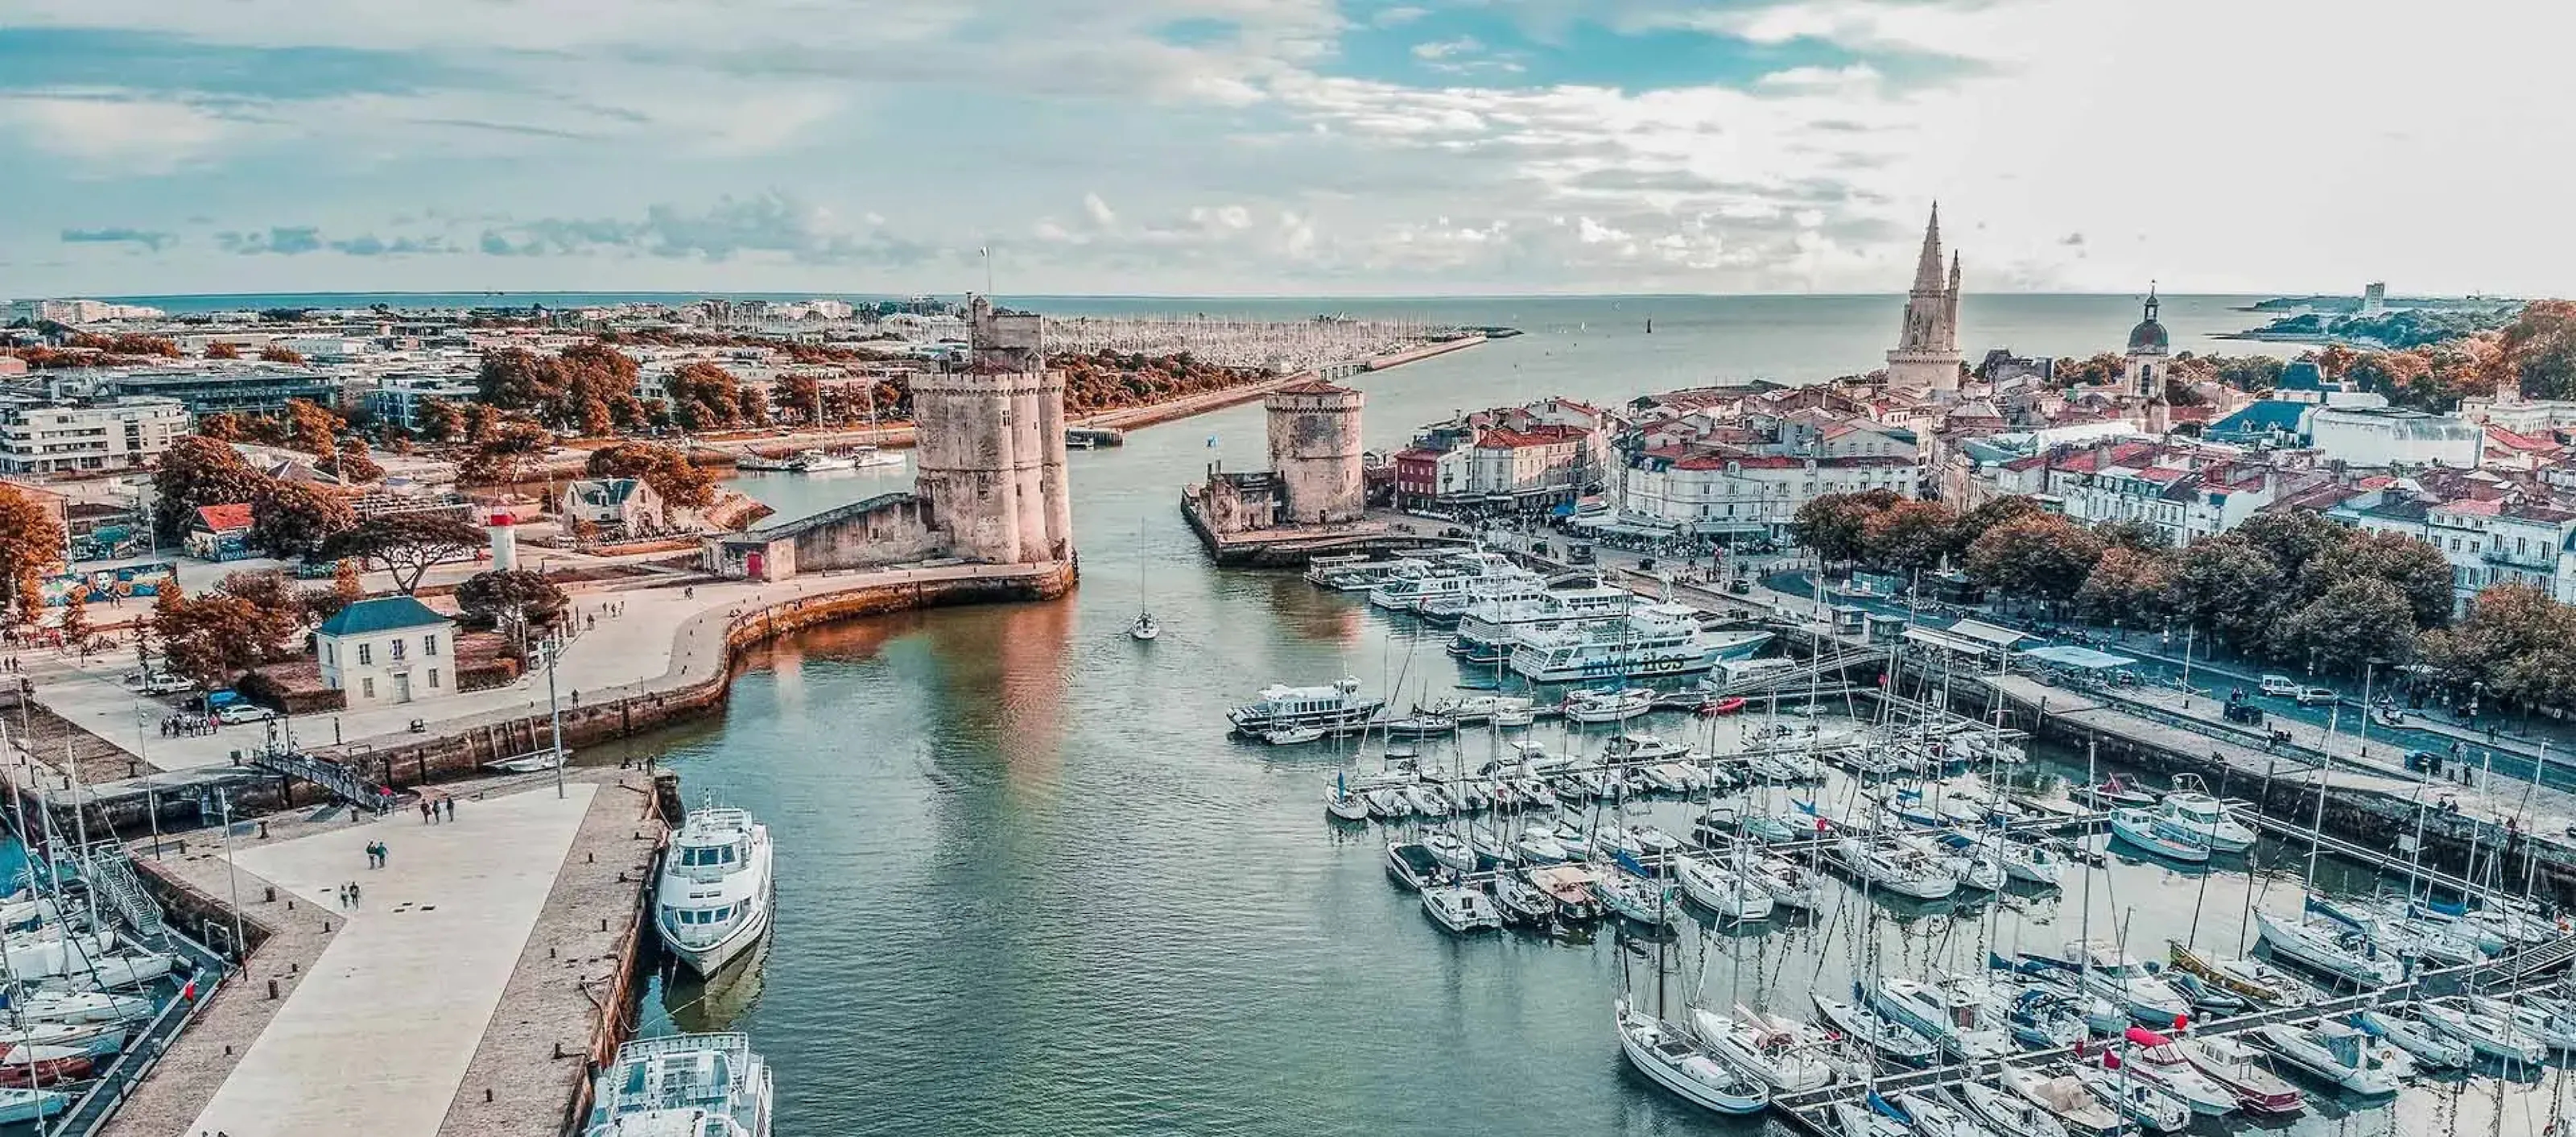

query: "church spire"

left=1912, top=203, right=1946, bottom=294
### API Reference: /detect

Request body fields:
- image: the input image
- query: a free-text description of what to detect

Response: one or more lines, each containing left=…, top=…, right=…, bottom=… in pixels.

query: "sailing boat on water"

left=1129, top=519, right=1159, bottom=642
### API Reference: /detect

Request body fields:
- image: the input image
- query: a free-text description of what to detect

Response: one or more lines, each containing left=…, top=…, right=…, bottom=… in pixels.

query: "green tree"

left=248, top=480, right=357, bottom=557
left=584, top=442, right=717, bottom=508
left=776, top=374, right=823, bottom=424
left=57, top=591, right=88, bottom=651
left=2300, top=529, right=2454, bottom=628
left=1950, top=495, right=2041, bottom=553
left=2269, top=577, right=2417, bottom=676
left=455, top=419, right=557, bottom=486
left=2499, top=300, right=2576, bottom=401
left=2231, top=511, right=2348, bottom=583
left=2095, top=519, right=2169, bottom=552
left=2074, top=546, right=2175, bottom=627
left=0, top=484, right=65, bottom=623
left=415, top=399, right=464, bottom=443
left=324, top=513, right=489, bottom=594
left=477, top=347, right=562, bottom=411
left=1860, top=500, right=1959, bottom=576
left=282, top=398, right=341, bottom=458
left=155, top=590, right=266, bottom=688
left=1790, top=491, right=1897, bottom=566
left=665, top=362, right=743, bottom=432
left=455, top=568, right=568, bottom=641
left=2164, top=536, right=2289, bottom=655
left=152, top=436, right=266, bottom=540
left=214, top=571, right=305, bottom=659
left=1965, top=515, right=2104, bottom=606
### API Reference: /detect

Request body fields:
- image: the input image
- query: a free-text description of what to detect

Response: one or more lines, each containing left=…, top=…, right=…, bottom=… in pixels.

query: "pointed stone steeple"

left=1913, top=203, right=1947, bottom=293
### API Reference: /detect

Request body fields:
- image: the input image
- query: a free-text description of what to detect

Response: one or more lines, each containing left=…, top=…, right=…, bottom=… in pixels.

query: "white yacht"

left=1450, top=584, right=1631, bottom=662
left=2056, top=941, right=2190, bottom=1024
left=1306, top=555, right=1423, bottom=592
left=1417, top=568, right=1546, bottom=625
left=2149, top=790, right=2256, bottom=854
left=1510, top=602, right=1770, bottom=682
left=1834, top=837, right=1957, bottom=900
left=1226, top=677, right=1386, bottom=734
left=656, top=806, right=775, bottom=976
left=1368, top=553, right=1520, bottom=613
left=1561, top=687, right=1656, bottom=724
left=583, top=1034, right=774, bottom=1137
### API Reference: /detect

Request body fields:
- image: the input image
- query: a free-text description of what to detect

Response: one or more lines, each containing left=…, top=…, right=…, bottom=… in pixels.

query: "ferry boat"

left=1509, top=602, right=1771, bottom=682
left=1368, top=553, right=1521, bottom=614
left=1450, top=584, right=1632, bottom=659
left=1304, top=554, right=1420, bottom=592
left=655, top=806, right=776, bottom=975
left=1416, top=569, right=1546, bottom=625
left=1226, top=677, right=1386, bottom=735
left=582, top=1034, right=774, bottom=1137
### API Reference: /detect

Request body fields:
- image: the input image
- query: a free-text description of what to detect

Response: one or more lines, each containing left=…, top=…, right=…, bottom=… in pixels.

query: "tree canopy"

left=0, top=484, right=64, bottom=625
left=585, top=442, right=718, bottom=508
left=324, top=513, right=488, bottom=593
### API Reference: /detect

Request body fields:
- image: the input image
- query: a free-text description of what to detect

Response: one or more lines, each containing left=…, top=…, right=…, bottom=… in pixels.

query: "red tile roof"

left=1477, top=425, right=1584, bottom=449
left=195, top=502, right=254, bottom=531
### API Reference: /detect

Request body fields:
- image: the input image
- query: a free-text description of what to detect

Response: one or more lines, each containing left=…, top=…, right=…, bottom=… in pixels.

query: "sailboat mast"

left=2079, top=740, right=2096, bottom=989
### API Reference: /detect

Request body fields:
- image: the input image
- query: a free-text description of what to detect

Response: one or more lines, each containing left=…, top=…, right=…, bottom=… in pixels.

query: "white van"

left=2258, top=675, right=2300, bottom=697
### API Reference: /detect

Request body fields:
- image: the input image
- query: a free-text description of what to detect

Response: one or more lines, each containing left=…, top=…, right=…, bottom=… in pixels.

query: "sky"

left=3, top=0, right=2570, bottom=299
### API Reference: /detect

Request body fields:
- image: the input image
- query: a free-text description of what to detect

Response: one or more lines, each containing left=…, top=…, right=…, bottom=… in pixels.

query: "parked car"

left=2223, top=701, right=2265, bottom=726
left=122, top=672, right=192, bottom=696
left=2257, top=674, right=2301, bottom=697
left=213, top=704, right=275, bottom=726
left=2296, top=686, right=2339, bottom=706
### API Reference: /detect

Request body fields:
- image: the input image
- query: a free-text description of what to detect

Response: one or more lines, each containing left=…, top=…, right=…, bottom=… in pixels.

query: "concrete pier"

left=102, top=769, right=664, bottom=1137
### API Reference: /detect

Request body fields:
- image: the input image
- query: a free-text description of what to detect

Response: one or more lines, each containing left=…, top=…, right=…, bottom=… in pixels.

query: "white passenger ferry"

left=1509, top=602, right=1773, bottom=683
left=1451, top=585, right=1633, bottom=663
left=583, top=1033, right=774, bottom=1137
left=1367, top=552, right=1521, bottom=613
left=1227, top=677, right=1387, bottom=734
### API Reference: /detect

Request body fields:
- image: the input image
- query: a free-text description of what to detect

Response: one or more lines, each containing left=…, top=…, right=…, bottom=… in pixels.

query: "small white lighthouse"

left=488, top=511, right=520, bottom=571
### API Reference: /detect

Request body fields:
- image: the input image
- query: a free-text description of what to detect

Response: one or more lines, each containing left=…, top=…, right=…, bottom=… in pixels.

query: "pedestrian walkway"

left=180, top=783, right=597, bottom=1137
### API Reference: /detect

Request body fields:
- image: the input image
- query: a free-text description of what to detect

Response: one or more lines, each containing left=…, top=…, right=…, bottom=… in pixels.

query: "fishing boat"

left=1835, top=837, right=1958, bottom=900
left=1614, top=996, right=1770, bottom=1114
left=2351, top=1006, right=2472, bottom=1069
left=1700, top=1005, right=1839, bottom=1093
left=1960, top=1079, right=2070, bottom=1137
left=1420, top=883, right=1504, bottom=933
left=2000, top=1066, right=2122, bottom=1137
left=655, top=805, right=775, bottom=976
left=1810, top=990, right=1940, bottom=1065
left=1488, top=871, right=1554, bottom=924
left=2179, top=1036, right=2305, bottom=1114
left=2165, top=941, right=2318, bottom=1007
left=1227, top=677, right=1386, bottom=735
left=2421, top=997, right=2545, bottom=1065
left=2107, top=808, right=2211, bottom=863
left=1562, top=688, right=1656, bottom=724
left=1673, top=854, right=1773, bottom=922
left=2119, top=1027, right=2240, bottom=1116
left=2252, top=908, right=2405, bottom=986
left=2074, top=1064, right=2192, bottom=1133
left=1868, top=977, right=2013, bottom=1061
left=580, top=1033, right=774, bottom=1137
left=2151, top=782, right=2256, bottom=852
left=2252, top=1020, right=2408, bottom=1095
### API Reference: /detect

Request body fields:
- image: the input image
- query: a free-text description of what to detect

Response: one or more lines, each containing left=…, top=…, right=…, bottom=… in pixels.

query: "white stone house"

left=559, top=478, right=667, bottom=535
left=315, top=596, right=456, bottom=708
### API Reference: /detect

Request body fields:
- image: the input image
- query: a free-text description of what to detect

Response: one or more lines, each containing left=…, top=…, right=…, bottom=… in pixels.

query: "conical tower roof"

left=1912, top=204, right=1946, bottom=293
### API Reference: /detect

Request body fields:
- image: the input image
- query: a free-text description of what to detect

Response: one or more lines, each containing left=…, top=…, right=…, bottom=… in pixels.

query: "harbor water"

left=599, top=305, right=2566, bottom=1135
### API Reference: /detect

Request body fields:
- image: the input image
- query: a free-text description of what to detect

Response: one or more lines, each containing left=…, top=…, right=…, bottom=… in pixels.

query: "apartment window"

left=428, top=668, right=440, bottom=689
left=362, top=678, right=376, bottom=698
left=357, top=643, right=372, bottom=665
left=323, top=643, right=333, bottom=666
left=424, top=634, right=440, bottom=657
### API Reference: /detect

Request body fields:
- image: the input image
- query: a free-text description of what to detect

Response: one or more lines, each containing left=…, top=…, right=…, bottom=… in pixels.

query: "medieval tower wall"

left=1265, top=378, right=1366, bottom=524
left=910, top=296, right=1073, bottom=564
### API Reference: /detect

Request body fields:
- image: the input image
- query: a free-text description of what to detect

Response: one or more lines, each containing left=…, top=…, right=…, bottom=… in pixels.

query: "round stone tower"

left=910, top=296, right=1074, bottom=564
left=1265, top=377, right=1366, bottom=525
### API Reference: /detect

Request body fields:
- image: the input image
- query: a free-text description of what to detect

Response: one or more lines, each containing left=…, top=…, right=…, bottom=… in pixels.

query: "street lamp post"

left=2356, top=658, right=2381, bottom=759
left=544, top=639, right=566, bottom=800
left=217, top=789, right=244, bottom=963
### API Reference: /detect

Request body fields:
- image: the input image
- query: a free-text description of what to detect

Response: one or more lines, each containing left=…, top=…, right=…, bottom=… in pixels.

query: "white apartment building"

left=1620, top=452, right=1918, bottom=536
left=6, top=299, right=165, bottom=324
left=314, top=596, right=458, bottom=708
left=364, top=373, right=481, bottom=431
left=0, top=396, right=192, bottom=474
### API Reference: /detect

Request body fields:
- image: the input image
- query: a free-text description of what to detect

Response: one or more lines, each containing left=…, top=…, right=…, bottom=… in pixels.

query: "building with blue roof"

left=316, top=596, right=457, bottom=708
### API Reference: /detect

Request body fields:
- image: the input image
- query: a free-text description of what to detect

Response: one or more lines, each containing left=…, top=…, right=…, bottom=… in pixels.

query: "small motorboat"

left=1382, top=841, right=1441, bottom=891
left=2107, top=808, right=2211, bottom=863
left=1809, top=991, right=1939, bottom=1066
left=2074, top=1064, right=2193, bottom=1133
left=1383, top=713, right=1458, bottom=738
left=2179, top=1036, right=2305, bottom=1114
left=1266, top=726, right=1326, bottom=746
left=2418, top=996, right=2547, bottom=1065
left=2252, top=1020, right=2408, bottom=1096
left=1488, top=872, right=1554, bottom=924
left=2078, top=776, right=2159, bottom=809
left=2351, top=1007, right=2471, bottom=1069
left=0, top=1087, right=67, bottom=1126
left=2119, top=1027, right=2240, bottom=1116
left=2165, top=941, right=2319, bottom=1008
left=1699, top=697, right=1748, bottom=716
left=1420, top=883, right=1504, bottom=933
left=2000, top=1065, right=2122, bottom=1137
left=1615, top=996, right=1770, bottom=1115
left=1960, top=1079, right=2070, bottom=1137
left=1526, top=866, right=1604, bottom=922
left=0, top=1045, right=90, bottom=1089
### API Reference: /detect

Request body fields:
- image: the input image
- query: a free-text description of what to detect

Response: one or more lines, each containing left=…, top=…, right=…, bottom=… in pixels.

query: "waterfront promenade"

left=103, top=770, right=658, bottom=1137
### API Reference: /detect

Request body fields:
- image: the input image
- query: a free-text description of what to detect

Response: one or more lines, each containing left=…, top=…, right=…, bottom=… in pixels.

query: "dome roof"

left=2127, top=317, right=2169, bottom=353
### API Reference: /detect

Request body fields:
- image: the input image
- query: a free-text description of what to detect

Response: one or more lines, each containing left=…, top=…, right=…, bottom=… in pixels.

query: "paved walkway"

left=182, top=783, right=598, bottom=1137
left=16, top=560, right=1051, bottom=779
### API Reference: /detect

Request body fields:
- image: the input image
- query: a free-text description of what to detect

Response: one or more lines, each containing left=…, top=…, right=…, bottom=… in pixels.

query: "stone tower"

left=1885, top=204, right=1964, bottom=402
left=910, top=296, right=1074, bottom=564
left=1265, top=377, right=1366, bottom=525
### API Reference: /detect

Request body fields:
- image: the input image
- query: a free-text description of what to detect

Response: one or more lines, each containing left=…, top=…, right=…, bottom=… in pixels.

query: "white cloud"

left=0, top=94, right=235, bottom=173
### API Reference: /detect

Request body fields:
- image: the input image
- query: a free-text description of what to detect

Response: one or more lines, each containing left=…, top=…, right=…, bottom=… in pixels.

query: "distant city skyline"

left=6, top=0, right=2570, bottom=298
